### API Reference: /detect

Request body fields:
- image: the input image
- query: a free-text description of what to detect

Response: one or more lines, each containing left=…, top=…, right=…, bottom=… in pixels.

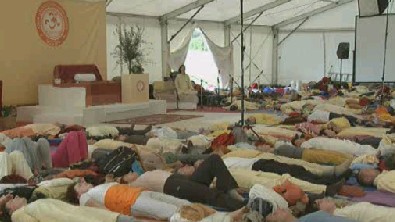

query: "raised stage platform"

left=17, top=100, right=166, bottom=125
left=17, top=85, right=166, bottom=125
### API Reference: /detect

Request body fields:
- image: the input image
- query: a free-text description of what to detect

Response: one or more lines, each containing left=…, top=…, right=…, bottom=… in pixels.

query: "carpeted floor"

left=168, top=106, right=277, bottom=114
left=106, top=114, right=203, bottom=125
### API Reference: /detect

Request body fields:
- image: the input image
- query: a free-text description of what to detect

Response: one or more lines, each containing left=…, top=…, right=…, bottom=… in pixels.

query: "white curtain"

left=168, top=28, right=194, bottom=71
left=202, top=30, right=233, bottom=88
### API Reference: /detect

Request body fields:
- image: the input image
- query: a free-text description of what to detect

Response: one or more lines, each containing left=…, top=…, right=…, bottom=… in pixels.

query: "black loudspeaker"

left=358, top=0, right=389, bottom=17
left=337, top=42, right=350, bottom=59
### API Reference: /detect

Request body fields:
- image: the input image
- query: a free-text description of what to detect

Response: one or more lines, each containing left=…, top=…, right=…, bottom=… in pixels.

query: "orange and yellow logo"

left=36, top=1, right=69, bottom=47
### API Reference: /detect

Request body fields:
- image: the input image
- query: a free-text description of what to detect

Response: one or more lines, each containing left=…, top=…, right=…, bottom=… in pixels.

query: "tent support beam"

left=160, top=0, right=214, bottom=22
left=274, top=0, right=354, bottom=28
left=272, top=28, right=279, bottom=85
left=107, top=12, right=272, bottom=27
left=106, top=0, right=115, bottom=7
left=224, top=0, right=292, bottom=26
left=224, top=25, right=231, bottom=46
left=160, top=21, right=169, bottom=78
left=231, top=9, right=265, bottom=43
left=279, top=27, right=355, bottom=33
left=277, top=17, right=309, bottom=46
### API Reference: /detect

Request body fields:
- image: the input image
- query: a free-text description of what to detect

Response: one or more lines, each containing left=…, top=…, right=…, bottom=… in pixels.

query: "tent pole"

left=272, top=28, right=279, bottom=85
left=160, top=20, right=169, bottom=78
left=249, top=27, right=253, bottom=86
left=240, top=0, right=245, bottom=126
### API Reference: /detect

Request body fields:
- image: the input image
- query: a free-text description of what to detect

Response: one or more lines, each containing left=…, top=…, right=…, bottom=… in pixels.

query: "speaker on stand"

left=358, top=0, right=389, bottom=17
left=337, top=42, right=350, bottom=87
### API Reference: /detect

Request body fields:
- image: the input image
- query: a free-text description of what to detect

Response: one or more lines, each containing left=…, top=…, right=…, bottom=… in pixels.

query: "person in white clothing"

left=67, top=178, right=191, bottom=220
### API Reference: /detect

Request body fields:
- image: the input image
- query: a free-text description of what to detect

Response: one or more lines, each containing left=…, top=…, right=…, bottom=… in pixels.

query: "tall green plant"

left=113, top=25, right=147, bottom=74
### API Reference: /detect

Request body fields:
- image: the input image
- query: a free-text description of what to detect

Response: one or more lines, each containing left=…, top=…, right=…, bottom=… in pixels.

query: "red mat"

left=168, top=106, right=239, bottom=113
left=106, top=114, right=202, bottom=125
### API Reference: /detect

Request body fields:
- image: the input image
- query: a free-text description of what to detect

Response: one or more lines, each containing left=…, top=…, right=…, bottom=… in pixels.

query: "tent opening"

left=184, top=28, right=218, bottom=91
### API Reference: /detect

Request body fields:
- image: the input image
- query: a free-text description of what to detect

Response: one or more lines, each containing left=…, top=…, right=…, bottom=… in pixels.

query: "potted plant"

left=113, top=25, right=147, bottom=74
left=113, top=24, right=150, bottom=104
left=0, top=106, right=16, bottom=131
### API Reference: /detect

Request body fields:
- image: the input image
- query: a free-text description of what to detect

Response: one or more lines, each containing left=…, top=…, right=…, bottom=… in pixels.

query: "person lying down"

left=0, top=194, right=245, bottom=222
left=66, top=176, right=245, bottom=221
left=267, top=198, right=395, bottom=222
left=0, top=195, right=135, bottom=222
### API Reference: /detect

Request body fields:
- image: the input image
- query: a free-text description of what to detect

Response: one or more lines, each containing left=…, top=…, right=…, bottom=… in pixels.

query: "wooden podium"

left=121, top=74, right=149, bottom=104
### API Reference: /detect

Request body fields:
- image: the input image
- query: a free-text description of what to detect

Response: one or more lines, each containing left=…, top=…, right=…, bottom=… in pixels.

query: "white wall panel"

left=277, top=33, right=324, bottom=85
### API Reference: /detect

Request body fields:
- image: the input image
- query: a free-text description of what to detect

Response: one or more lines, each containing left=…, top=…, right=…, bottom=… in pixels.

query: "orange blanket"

left=1, top=126, right=35, bottom=138
left=104, top=185, right=142, bottom=215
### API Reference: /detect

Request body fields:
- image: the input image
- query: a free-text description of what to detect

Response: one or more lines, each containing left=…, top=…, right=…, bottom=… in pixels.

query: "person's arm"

left=85, top=198, right=107, bottom=209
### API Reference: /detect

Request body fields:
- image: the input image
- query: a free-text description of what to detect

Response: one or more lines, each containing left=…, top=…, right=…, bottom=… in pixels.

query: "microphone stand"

left=200, top=79, right=204, bottom=109
left=217, top=76, right=220, bottom=96
left=192, top=76, right=208, bottom=109
left=230, top=77, right=234, bottom=104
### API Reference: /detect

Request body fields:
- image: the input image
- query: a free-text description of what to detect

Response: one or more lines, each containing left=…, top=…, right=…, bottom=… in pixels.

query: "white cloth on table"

left=74, top=74, right=96, bottom=82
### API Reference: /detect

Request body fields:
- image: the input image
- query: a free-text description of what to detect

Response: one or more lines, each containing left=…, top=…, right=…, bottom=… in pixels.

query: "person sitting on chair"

left=175, top=65, right=197, bottom=95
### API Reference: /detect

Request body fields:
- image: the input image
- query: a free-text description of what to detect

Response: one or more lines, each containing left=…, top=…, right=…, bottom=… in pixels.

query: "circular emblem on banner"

left=137, top=81, right=145, bottom=92
left=35, top=1, right=69, bottom=47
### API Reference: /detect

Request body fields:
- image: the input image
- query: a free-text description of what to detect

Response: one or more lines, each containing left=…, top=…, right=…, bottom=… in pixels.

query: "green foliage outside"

left=189, top=29, right=209, bottom=52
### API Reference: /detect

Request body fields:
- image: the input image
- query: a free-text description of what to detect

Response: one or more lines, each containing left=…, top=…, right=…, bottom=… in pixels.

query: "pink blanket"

left=52, top=131, right=88, bottom=167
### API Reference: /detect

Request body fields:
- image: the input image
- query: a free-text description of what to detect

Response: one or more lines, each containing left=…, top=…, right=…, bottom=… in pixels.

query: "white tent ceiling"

left=106, top=0, right=344, bottom=26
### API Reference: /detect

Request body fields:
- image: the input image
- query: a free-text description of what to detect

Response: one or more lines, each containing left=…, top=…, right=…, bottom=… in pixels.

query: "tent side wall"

left=106, top=1, right=361, bottom=87
left=107, top=15, right=274, bottom=87
left=232, top=25, right=273, bottom=86
left=276, top=2, right=358, bottom=85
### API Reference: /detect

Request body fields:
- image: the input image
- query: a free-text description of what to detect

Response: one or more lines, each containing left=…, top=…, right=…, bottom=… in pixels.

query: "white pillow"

left=74, top=74, right=96, bottom=82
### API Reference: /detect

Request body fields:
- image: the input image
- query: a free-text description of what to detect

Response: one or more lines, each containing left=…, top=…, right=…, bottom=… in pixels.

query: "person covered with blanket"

left=0, top=194, right=137, bottom=222
left=266, top=199, right=356, bottom=222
